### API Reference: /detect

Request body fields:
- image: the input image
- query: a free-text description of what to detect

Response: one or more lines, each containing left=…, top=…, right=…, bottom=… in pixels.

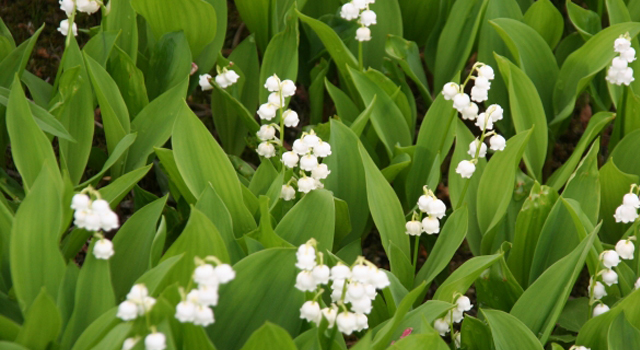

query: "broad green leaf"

left=212, top=83, right=261, bottom=134
left=154, top=148, right=196, bottom=203
left=381, top=300, right=453, bottom=341
left=234, top=0, right=270, bottom=52
left=324, top=120, right=369, bottom=244
left=475, top=255, right=523, bottom=312
left=69, top=308, right=119, bottom=350
left=552, top=23, right=640, bottom=126
left=172, top=105, right=257, bottom=236
left=381, top=153, right=411, bottom=183
left=61, top=240, right=116, bottom=349
left=406, top=94, right=457, bottom=207
left=349, top=67, right=412, bottom=156
left=308, top=60, right=329, bottom=125
left=208, top=249, right=304, bottom=350
left=611, top=128, right=640, bottom=177
left=415, top=207, right=468, bottom=288
left=15, top=289, right=61, bottom=350
left=0, top=315, right=21, bottom=343
left=548, top=112, right=614, bottom=190
left=522, top=0, right=564, bottom=49
left=258, top=13, right=299, bottom=102
left=79, top=133, right=137, bottom=188
left=0, top=25, right=42, bottom=88
left=84, top=53, right=131, bottom=178
left=490, top=18, right=558, bottom=122
left=108, top=45, right=148, bottom=117
left=0, top=343, right=28, bottom=350
left=608, top=312, right=640, bottom=350
left=104, top=0, right=139, bottom=61
left=135, top=254, right=183, bottom=295
left=325, top=79, right=359, bottom=124
left=434, top=253, right=502, bottom=302
left=359, top=142, right=410, bottom=261
left=100, top=164, right=153, bottom=207
left=350, top=94, right=376, bottom=137
left=495, top=54, right=548, bottom=180
left=483, top=309, right=544, bottom=350
left=508, top=182, right=559, bottom=287
left=125, top=80, right=187, bottom=171
left=89, top=323, right=133, bottom=350
left=359, top=0, right=403, bottom=70
left=182, top=323, right=218, bottom=350
left=240, top=322, right=297, bottom=350
left=433, top=0, right=489, bottom=90
left=131, top=0, right=216, bottom=57
left=387, top=333, right=448, bottom=350
left=276, top=189, right=335, bottom=252
left=6, top=76, right=58, bottom=191
left=10, top=166, right=65, bottom=312
left=562, top=141, right=600, bottom=225
left=461, top=316, right=493, bottom=350
left=160, top=207, right=230, bottom=286
left=83, top=31, right=120, bottom=67
left=511, top=225, right=599, bottom=344
left=385, top=35, right=431, bottom=105
left=111, top=196, right=167, bottom=300
left=566, top=0, right=601, bottom=41
left=476, top=129, right=533, bottom=234
left=145, top=31, right=192, bottom=100
left=599, top=159, right=639, bottom=243
left=193, top=0, right=228, bottom=86
left=248, top=196, right=292, bottom=249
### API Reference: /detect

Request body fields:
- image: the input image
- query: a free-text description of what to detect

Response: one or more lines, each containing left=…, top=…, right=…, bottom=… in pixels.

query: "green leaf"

left=387, top=333, right=448, bottom=350
left=276, top=189, right=335, bottom=251
left=69, top=308, right=119, bottom=350
left=415, top=207, right=468, bottom=288
left=258, top=13, right=299, bottom=103
left=461, top=316, right=493, bottom=350
left=111, top=196, right=167, bottom=300
left=507, top=182, right=559, bottom=287
left=482, top=309, right=544, bottom=350
left=125, top=80, right=187, bottom=171
left=0, top=25, right=42, bottom=88
left=10, top=166, right=65, bottom=312
left=234, top=0, right=270, bottom=52
left=103, top=0, right=139, bottom=62
left=433, top=253, right=502, bottom=303
left=552, top=23, right=640, bottom=126
left=107, top=45, right=148, bottom=118
left=566, top=0, right=601, bottom=41
left=547, top=112, right=614, bottom=190
left=325, top=79, right=359, bottom=124
left=240, top=322, right=297, bottom=350
left=208, top=249, right=304, bottom=350
left=131, top=0, right=216, bottom=57
left=359, top=142, right=410, bottom=263
left=61, top=240, right=116, bottom=349
left=160, top=207, right=230, bottom=286
left=349, top=67, right=412, bottom=157
left=599, top=159, right=639, bottom=243
left=154, top=148, right=196, bottom=203
left=385, top=35, right=431, bottom=105
left=475, top=255, right=523, bottom=312
left=608, top=312, right=640, bottom=350
left=433, top=0, right=488, bottom=90
left=360, top=0, right=403, bottom=70
left=100, top=164, right=153, bottom=207
left=89, top=323, right=133, bottom=350
left=476, top=128, right=533, bottom=234
left=510, top=225, right=599, bottom=344
left=172, top=105, right=257, bottom=236
left=79, top=133, right=137, bottom=188
left=15, top=289, right=61, bottom=350
left=135, top=254, right=183, bottom=295
left=495, top=54, right=548, bottom=180
left=522, top=0, right=564, bottom=49
left=83, top=31, right=120, bottom=67
left=562, top=141, right=601, bottom=225
left=145, top=31, right=192, bottom=100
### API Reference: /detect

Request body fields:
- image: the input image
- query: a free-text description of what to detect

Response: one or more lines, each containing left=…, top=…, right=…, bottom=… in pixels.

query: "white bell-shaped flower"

left=635, top=277, right=640, bottom=290
left=487, top=104, right=504, bottom=122
left=615, top=239, right=635, bottom=260
left=300, top=301, right=322, bottom=324
left=456, top=160, right=476, bottom=179
left=478, top=65, right=495, bottom=80
left=215, top=264, right=235, bottom=284
left=100, top=211, right=119, bottom=232
left=127, top=284, right=149, bottom=303
left=297, top=177, right=317, bottom=193
left=331, top=264, right=351, bottom=280
left=470, top=86, right=488, bottom=103
left=615, top=37, right=632, bottom=53
left=422, top=216, right=440, bottom=234
left=312, top=265, right=331, bottom=285
left=405, top=220, right=423, bottom=236
left=456, top=296, right=473, bottom=312
left=215, top=74, right=231, bottom=88
left=336, top=312, right=358, bottom=335
left=453, top=93, right=471, bottom=112
left=621, top=47, right=637, bottom=63
left=322, top=306, right=338, bottom=328
left=145, top=332, right=166, bottom=350
left=224, top=70, right=240, bottom=85
left=91, top=199, right=110, bottom=213
left=624, top=193, right=640, bottom=208
left=448, top=308, right=464, bottom=323
left=302, top=133, right=320, bottom=148
left=193, top=305, right=215, bottom=326
left=340, top=2, right=360, bottom=20
left=257, top=103, right=277, bottom=120
left=292, top=139, right=310, bottom=155
left=59, top=0, right=75, bottom=16
left=300, top=155, right=319, bottom=172
left=602, top=250, right=621, bottom=269
left=296, top=244, right=317, bottom=270
left=371, top=269, right=390, bottom=289
left=461, top=103, right=479, bottom=121
left=434, top=318, right=450, bottom=336
left=283, top=109, right=299, bottom=127
left=199, top=74, right=213, bottom=91
left=601, top=269, right=618, bottom=286
left=257, top=125, right=276, bottom=141
left=280, top=185, right=296, bottom=201
left=137, top=297, right=156, bottom=316
left=350, top=295, right=373, bottom=314
left=281, top=80, right=297, bottom=97
left=489, top=135, right=506, bottom=151
left=175, top=301, right=196, bottom=323
left=122, top=337, right=139, bottom=350
left=442, top=83, right=459, bottom=100
left=194, top=264, right=219, bottom=286
left=468, top=139, right=487, bottom=158
left=282, top=151, right=299, bottom=168
left=347, top=282, right=366, bottom=301
left=351, top=265, right=371, bottom=283
left=117, top=300, right=138, bottom=321
left=356, top=27, right=372, bottom=42
left=77, top=0, right=100, bottom=14
left=256, top=142, right=276, bottom=158
left=265, top=75, right=281, bottom=92
left=612, top=57, right=628, bottom=70
left=418, top=195, right=433, bottom=213
left=426, top=199, right=447, bottom=219
left=71, top=194, right=91, bottom=210
left=93, top=239, right=115, bottom=260
left=352, top=0, right=367, bottom=9
left=360, top=10, right=377, bottom=26
left=311, top=164, right=331, bottom=180
left=475, top=112, right=494, bottom=131
left=268, top=92, right=284, bottom=108
left=295, top=271, right=317, bottom=292
left=474, top=76, right=491, bottom=90
left=589, top=280, right=607, bottom=300
left=313, top=141, right=332, bottom=158
left=614, top=204, right=638, bottom=223
left=592, top=303, right=610, bottom=317
left=355, top=313, right=369, bottom=331
left=58, top=19, right=78, bottom=37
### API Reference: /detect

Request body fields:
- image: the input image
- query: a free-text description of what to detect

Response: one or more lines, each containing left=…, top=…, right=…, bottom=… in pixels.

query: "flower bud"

left=456, top=160, right=476, bottom=179
left=257, top=142, right=276, bottom=158
left=93, top=239, right=115, bottom=260
left=405, top=220, right=423, bottom=236
left=283, top=109, right=299, bottom=127
left=356, top=27, right=372, bottom=42
left=592, top=303, right=610, bottom=317
left=280, top=185, right=296, bottom=201
left=297, top=177, right=317, bottom=193
left=199, top=74, right=214, bottom=91
left=422, top=216, right=440, bottom=234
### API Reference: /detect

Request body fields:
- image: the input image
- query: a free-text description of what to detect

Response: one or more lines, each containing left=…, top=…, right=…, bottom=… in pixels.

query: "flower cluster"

left=405, top=186, right=447, bottom=236
left=606, top=34, right=636, bottom=86
left=281, top=131, right=332, bottom=196
left=295, top=240, right=390, bottom=335
left=442, top=64, right=506, bottom=179
left=614, top=185, right=640, bottom=223
left=174, top=256, right=235, bottom=327
left=199, top=65, right=240, bottom=91
left=117, top=284, right=157, bottom=321
left=71, top=188, right=119, bottom=260
left=255, top=74, right=298, bottom=159
left=433, top=294, right=474, bottom=343
left=58, top=0, right=101, bottom=36
left=589, top=240, right=635, bottom=316
left=340, top=0, right=376, bottom=42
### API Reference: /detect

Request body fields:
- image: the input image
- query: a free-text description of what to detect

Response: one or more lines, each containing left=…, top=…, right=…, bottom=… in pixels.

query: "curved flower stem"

left=455, top=179, right=471, bottom=211
left=412, top=235, right=420, bottom=272
left=358, top=41, right=364, bottom=71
